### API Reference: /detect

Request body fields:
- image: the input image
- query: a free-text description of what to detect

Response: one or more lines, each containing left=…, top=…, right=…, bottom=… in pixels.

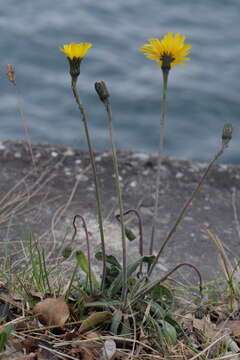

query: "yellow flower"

left=139, top=32, right=191, bottom=69
left=60, top=42, right=92, bottom=60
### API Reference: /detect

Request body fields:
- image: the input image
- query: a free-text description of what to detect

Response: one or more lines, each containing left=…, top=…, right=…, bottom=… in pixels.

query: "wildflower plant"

left=0, top=34, right=236, bottom=360
left=140, top=33, right=192, bottom=256
left=60, top=42, right=107, bottom=290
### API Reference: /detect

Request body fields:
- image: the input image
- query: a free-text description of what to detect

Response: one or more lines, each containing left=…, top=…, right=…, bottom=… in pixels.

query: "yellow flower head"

left=60, top=42, right=92, bottom=60
left=139, top=32, right=191, bottom=69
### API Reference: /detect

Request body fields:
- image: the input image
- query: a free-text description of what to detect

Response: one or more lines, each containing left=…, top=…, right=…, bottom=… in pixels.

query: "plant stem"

left=149, top=70, right=169, bottom=256
left=71, top=78, right=106, bottom=291
left=104, top=100, right=128, bottom=306
left=73, top=214, right=93, bottom=295
left=148, top=143, right=226, bottom=277
left=130, top=262, right=202, bottom=307
left=116, top=209, right=144, bottom=273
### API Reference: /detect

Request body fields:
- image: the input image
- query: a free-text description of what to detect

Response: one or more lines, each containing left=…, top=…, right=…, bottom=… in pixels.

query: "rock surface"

left=0, top=140, right=239, bottom=285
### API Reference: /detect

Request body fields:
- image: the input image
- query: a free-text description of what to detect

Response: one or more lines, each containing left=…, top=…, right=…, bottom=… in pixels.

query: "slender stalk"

left=73, top=214, right=93, bottom=295
left=104, top=99, right=127, bottom=306
left=149, top=70, right=169, bottom=255
left=6, top=64, right=36, bottom=170
left=130, top=262, right=202, bottom=307
left=71, top=78, right=106, bottom=291
left=148, top=143, right=227, bottom=277
left=116, top=209, right=144, bottom=273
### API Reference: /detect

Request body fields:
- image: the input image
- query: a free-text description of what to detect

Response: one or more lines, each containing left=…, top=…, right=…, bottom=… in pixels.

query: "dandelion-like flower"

left=60, top=42, right=92, bottom=79
left=60, top=42, right=92, bottom=60
left=139, top=33, right=191, bottom=257
left=139, top=32, right=191, bottom=71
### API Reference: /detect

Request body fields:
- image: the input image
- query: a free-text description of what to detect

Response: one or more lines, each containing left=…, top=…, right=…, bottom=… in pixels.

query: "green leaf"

left=109, top=256, right=155, bottom=296
left=159, top=320, right=177, bottom=346
left=110, top=310, right=123, bottom=334
left=150, top=284, right=174, bottom=308
left=79, top=311, right=112, bottom=333
left=95, top=252, right=121, bottom=269
left=148, top=301, right=166, bottom=319
left=0, top=324, right=14, bottom=352
left=76, top=251, right=99, bottom=288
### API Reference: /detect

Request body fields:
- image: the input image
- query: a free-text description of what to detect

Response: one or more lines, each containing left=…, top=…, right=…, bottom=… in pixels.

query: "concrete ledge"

left=1, top=140, right=239, bottom=283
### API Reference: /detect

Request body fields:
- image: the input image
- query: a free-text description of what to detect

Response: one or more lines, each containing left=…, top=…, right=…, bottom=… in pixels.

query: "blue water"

left=1, top=0, right=240, bottom=162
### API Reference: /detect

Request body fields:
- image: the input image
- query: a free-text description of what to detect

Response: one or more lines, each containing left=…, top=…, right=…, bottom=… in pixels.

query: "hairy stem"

left=71, top=78, right=106, bottom=291
left=149, top=70, right=169, bottom=256
left=148, top=143, right=226, bottom=277
left=104, top=100, right=128, bottom=306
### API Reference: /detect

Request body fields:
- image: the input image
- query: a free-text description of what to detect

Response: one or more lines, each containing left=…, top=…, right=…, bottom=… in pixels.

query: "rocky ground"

left=0, top=140, right=239, bottom=285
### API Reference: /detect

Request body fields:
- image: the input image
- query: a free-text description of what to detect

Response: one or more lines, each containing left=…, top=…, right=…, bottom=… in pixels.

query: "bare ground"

left=0, top=140, right=240, bottom=284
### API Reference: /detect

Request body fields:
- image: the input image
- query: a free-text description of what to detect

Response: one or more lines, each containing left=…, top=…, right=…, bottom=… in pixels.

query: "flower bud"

left=124, top=226, right=136, bottom=241
left=6, top=64, right=16, bottom=85
left=68, top=58, right=81, bottom=80
left=222, top=123, right=233, bottom=147
left=95, top=81, right=109, bottom=104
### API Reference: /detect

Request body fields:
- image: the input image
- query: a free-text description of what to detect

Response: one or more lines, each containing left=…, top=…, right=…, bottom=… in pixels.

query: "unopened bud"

left=6, top=64, right=16, bottom=85
left=95, top=81, right=109, bottom=104
left=125, top=226, right=136, bottom=241
left=62, top=246, right=72, bottom=259
left=222, top=123, right=233, bottom=147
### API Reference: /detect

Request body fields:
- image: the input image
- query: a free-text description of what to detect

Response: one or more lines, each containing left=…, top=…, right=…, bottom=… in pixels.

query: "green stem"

left=104, top=100, right=128, bottom=306
left=148, top=143, right=226, bottom=277
left=149, top=70, right=169, bottom=256
left=71, top=77, right=106, bottom=291
left=130, top=263, right=202, bottom=307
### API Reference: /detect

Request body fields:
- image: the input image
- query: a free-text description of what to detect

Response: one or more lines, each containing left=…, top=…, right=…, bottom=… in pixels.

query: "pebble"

left=131, top=153, right=150, bottom=161
left=64, top=148, right=74, bottom=156
left=176, top=172, right=184, bottom=179
left=14, top=152, right=21, bottom=158
left=76, top=174, right=88, bottom=182
left=0, top=142, right=6, bottom=150
left=130, top=180, right=137, bottom=188
left=51, top=151, right=58, bottom=157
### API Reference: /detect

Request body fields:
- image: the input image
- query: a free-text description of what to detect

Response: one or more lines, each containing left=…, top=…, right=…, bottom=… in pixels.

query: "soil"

left=0, top=140, right=240, bottom=284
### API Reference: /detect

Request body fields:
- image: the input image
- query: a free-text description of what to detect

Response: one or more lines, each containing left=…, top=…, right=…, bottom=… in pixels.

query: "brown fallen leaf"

left=33, top=296, right=69, bottom=327
left=79, top=311, right=112, bottom=333
left=226, top=320, right=240, bottom=339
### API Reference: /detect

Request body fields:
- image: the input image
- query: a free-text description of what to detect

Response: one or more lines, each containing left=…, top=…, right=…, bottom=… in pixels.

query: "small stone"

left=131, top=153, right=150, bottom=161
left=176, top=172, right=183, bottom=179
left=51, top=151, right=58, bottom=157
left=219, top=164, right=228, bottom=172
left=0, top=142, right=6, bottom=150
left=130, top=180, right=137, bottom=188
left=76, top=174, right=88, bottom=182
left=64, top=148, right=74, bottom=156
left=142, top=169, right=150, bottom=176
left=95, top=155, right=102, bottom=162
left=14, top=152, right=21, bottom=158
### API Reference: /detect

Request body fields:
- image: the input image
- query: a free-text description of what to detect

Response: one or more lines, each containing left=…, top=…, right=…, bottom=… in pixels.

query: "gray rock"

left=0, top=140, right=239, bottom=285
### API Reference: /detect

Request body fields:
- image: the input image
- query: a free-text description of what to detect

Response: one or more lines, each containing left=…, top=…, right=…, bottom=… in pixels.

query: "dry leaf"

left=193, top=316, right=219, bottom=341
left=227, top=320, right=240, bottom=339
left=33, top=296, right=69, bottom=327
left=79, top=311, right=112, bottom=333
